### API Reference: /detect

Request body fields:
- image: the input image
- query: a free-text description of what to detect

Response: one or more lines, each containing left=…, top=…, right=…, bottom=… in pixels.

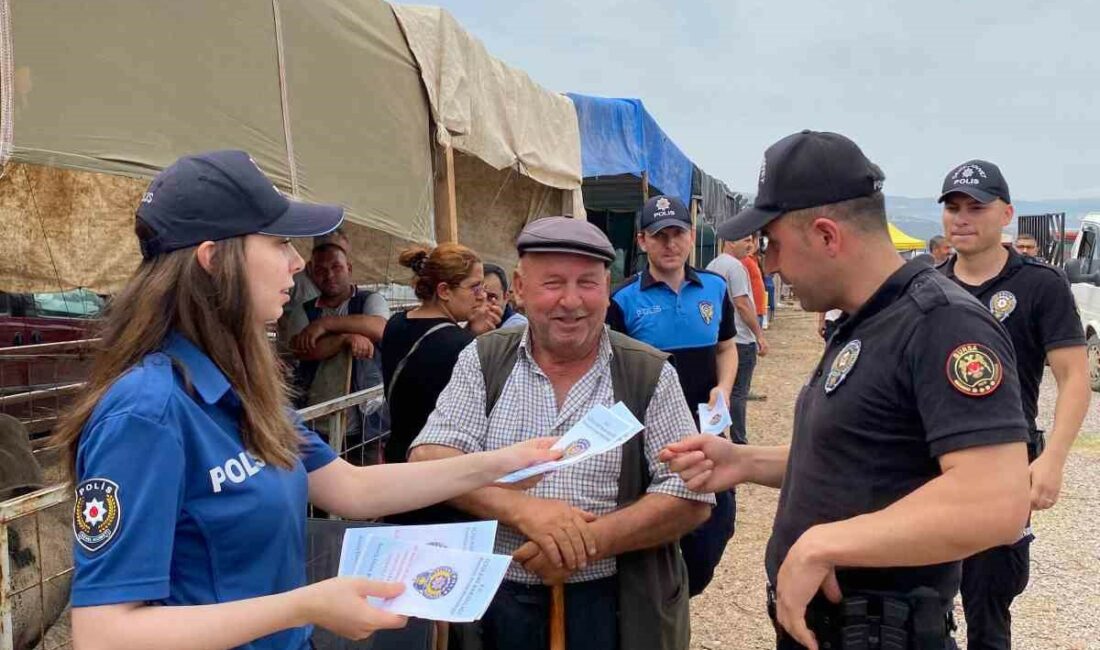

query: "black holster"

left=768, top=585, right=956, bottom=650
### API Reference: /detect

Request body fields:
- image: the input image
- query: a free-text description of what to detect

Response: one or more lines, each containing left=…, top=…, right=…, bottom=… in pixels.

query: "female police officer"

left=53, top=151, right=557, bottom=650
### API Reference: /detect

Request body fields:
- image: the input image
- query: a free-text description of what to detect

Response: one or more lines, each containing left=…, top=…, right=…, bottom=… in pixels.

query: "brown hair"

left=399, top=243, right=481, bottom=300
left=52, top=235, right=301, bottom=482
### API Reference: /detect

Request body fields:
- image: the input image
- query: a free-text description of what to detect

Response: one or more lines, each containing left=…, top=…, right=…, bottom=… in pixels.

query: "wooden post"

left=689, top=198, right=699, bottom=266
left=434, top=622, right=449, bottom=650
left=434, top=144, right=459, bottom=243
left=549, top=584, right=566, bottom=650
left=641, top=170, right=650, bottom=202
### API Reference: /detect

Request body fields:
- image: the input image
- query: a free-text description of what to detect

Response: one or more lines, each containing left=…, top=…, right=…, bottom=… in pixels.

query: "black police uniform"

left=767, top=261, right=1030, bottom=650
left=939, top=246, right=1085, bottom=650
left=607, top=265, right=738, bottom=598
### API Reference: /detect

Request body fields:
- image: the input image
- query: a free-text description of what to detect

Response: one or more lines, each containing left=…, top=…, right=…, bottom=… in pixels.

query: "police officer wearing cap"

left=937, top=160, right=1090, bottom=650
left=53, top=150, right=557, bottom=650
left=658, top=131, right=1032, bottom=650
left=606, top=194, right=738, bottom=597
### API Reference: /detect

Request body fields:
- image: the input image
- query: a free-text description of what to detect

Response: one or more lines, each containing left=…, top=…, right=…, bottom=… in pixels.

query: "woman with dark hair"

left=380, top=245, right=501, bottom=472
left=53, top=151, right=555, bottom=650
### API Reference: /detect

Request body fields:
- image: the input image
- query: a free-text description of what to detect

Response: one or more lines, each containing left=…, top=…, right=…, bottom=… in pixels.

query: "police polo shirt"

left=765, top=261, right=1029, bottom=602
left=607, top=266, right=736, bottom=411
left=940, top=246, right=1085, bottom=433
left=71, top=332, right=337, bottom=650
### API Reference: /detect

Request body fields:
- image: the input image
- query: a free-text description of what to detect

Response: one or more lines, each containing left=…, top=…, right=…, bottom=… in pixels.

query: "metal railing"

left=1, top=383, right=387, bottom=650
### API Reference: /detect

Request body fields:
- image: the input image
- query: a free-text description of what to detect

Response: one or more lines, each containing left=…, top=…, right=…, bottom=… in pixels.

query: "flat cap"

left=516, top=216, right=616, bottom=264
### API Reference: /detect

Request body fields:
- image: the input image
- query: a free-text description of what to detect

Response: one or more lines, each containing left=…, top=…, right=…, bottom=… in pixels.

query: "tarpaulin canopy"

left=391, top=5, right=584, bottom=274
left=693, top=167, right=743, bottom=227
left=566, top=94, right=694, bottom=210
left=392, top=5, right=583, bottom=195
left=889, top=223, right=926, bottom=251
left=0, top=0, right=434, bottom=293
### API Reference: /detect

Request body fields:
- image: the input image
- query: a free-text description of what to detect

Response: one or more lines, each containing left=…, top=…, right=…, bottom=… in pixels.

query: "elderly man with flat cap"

left=410, top=217, right=713, bottom=650
left=659, top=131, right=1032, bottom=649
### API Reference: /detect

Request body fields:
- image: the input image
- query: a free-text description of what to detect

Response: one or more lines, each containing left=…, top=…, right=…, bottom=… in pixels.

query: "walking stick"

left=549, top=583, right=566, bottom=650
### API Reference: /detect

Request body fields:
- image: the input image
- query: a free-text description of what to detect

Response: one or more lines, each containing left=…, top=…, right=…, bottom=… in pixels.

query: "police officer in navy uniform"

left=658, top=131, right=1032, bottom=650
left=937, top=160, right=1090, bottom=650
left=607, top=194, right=738, bottom=597
left=53, top=151, right=558, bottom=650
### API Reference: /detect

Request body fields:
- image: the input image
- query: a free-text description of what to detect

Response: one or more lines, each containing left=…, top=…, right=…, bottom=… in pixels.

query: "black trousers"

left=480, top=577, right=618, bottom=650
left=960, top=541, right=1031, bottom=650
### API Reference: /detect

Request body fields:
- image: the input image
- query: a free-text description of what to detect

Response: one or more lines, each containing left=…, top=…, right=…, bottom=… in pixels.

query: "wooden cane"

left=550, top=583, right=566, bottom=650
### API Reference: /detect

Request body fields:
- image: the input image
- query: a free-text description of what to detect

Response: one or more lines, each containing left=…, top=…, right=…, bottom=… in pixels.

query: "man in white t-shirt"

left=707, top=235, right=769, bottom=443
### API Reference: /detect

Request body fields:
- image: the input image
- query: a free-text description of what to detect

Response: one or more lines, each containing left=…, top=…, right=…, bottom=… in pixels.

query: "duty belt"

left=766, top=584, right=956, bottom=650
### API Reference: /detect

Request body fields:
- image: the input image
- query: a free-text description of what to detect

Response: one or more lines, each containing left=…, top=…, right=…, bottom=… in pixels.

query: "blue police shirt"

left=607, top=266, right=737, bottom=411
left=71, top=332, right=337, bottom=650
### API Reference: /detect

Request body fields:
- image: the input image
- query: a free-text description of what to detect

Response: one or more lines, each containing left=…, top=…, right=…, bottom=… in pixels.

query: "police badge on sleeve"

left=947, top=343, right=1003, bottom=397
left=73, top=478, right=121, bottom=552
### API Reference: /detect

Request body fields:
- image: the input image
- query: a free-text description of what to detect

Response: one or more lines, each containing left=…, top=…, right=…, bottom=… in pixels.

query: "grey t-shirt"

left=706, top=253, right=756, bottom=345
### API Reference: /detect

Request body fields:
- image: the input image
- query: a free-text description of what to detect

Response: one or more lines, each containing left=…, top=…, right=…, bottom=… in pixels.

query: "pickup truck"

left=1064, top=213, right=1100, bottom=391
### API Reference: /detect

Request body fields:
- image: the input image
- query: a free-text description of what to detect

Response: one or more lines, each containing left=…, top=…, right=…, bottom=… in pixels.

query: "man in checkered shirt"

left=410, top=217, right=713, bottom=650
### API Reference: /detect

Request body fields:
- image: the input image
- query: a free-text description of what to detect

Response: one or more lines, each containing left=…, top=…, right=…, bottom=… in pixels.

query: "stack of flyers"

left=339, top=521, right=512, bottom=623
left=495, top=401, right=645, bottom=484
left=697, top=392, right=732, bottom=435
left=338, top=521, right=498, bottom=576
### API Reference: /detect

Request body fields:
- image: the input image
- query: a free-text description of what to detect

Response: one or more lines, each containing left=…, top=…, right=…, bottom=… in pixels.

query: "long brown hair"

left=398, top=243, right=480, bottom=300
left=52, top=236, right=300, bottom=482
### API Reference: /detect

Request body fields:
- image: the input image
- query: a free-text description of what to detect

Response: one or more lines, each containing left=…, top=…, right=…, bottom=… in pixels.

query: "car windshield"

left=32, top=289, right=105, bottom=318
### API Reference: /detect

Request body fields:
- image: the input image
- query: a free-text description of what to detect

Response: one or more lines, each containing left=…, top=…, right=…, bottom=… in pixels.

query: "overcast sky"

left=409, top=1, right=1098, bottom=200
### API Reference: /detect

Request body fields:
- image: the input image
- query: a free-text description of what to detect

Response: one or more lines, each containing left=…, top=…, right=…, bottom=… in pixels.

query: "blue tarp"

left=566, top=94, right=695, bottom=206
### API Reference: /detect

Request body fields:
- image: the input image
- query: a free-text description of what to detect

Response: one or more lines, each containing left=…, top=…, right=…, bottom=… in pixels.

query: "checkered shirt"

left=411, top=326, right=714, bottom=584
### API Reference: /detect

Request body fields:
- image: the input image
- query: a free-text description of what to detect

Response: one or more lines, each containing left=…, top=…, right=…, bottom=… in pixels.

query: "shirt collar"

left=942, top=244, right=1021, bottom=284
left=837, top=259, right=932, bottom=335
left=518, top=325, right=614, bottom=367
left=640, top=265, right=703, bottom=291
left=162, top=331, right=234, bottom=405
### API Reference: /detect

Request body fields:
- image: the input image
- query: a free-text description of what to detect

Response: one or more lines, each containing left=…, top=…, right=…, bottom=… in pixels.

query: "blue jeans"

left=680, top=488, right=736, bottom=597
left=480, top=577, right=618, bottom=650
left=731, top=343, right=758, bottom=444
left=764, top=277, right=776, bottom=318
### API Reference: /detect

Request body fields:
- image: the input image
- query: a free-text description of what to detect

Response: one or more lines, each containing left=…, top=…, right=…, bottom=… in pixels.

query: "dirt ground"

left=689, top=308, right=1100, bottom=650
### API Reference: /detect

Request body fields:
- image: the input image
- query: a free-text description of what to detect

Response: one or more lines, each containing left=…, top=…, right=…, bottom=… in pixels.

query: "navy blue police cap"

left=136, top=150, right=344, bottom=258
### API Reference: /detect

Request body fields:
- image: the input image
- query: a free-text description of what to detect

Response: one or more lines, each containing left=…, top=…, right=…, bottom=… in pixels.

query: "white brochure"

left=338, top=521, right=499, bottom=576
left=352, top=536, right=512, bottom=622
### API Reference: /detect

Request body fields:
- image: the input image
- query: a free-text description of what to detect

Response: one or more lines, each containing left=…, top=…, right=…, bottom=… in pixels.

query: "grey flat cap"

left=516, top=217, right=615, bottom=264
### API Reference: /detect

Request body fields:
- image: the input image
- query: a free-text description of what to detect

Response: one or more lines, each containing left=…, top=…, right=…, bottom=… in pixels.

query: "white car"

left=1065, top=212, right=1100, bottom=391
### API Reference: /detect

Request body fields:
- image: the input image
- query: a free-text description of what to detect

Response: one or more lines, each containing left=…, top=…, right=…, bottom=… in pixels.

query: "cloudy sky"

left=409, top=1, right=1098, bottom=200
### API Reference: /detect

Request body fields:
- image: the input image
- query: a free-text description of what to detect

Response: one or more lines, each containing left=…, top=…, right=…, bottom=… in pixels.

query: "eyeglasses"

left=456, top=281, right=484, bottom=296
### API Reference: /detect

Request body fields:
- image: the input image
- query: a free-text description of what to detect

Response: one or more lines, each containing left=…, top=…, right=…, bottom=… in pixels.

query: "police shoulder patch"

left=946, top=343, right=1003, bottom=397
left=73, top=478, right=122, bottom=553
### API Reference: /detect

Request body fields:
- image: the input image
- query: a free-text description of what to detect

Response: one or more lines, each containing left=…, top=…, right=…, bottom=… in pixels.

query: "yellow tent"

left=889, top=223, right=926, bottom=252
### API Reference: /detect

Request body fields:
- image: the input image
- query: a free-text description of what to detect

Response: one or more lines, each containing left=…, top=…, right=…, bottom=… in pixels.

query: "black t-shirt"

left=606, top=266, right=737, bottom=418
left=380, top=311, right=474, bottom=465
left=939, top=246, right=1086, bottom=432
left=766, top=261, right=1030, bottom=602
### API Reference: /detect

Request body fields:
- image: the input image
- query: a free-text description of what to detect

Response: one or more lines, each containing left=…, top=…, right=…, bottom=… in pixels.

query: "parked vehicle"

left=0, top=289, right=102, bottom=396
left=1064, top=213, right=1100, bottom=391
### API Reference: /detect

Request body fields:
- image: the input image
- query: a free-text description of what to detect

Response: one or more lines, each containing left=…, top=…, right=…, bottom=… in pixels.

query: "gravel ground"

left=690, top=308, right=1100, bottom=650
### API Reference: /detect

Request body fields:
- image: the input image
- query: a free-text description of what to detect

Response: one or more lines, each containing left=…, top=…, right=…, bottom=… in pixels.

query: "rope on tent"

left=0, top=0, right=15, bottom=172
left=271, top=0, right=301, bottom=197
left=20, top=165, right=72, bottom=312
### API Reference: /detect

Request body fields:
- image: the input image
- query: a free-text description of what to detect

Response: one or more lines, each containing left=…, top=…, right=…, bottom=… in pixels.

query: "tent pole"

left=434, top=144, right=459, bottom=243
left=689, top=198, right=698, bottom=266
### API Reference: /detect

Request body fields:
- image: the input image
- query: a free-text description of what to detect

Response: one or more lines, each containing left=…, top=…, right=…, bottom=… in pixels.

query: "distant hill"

left=887, top=196, right=1100, bottom=242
